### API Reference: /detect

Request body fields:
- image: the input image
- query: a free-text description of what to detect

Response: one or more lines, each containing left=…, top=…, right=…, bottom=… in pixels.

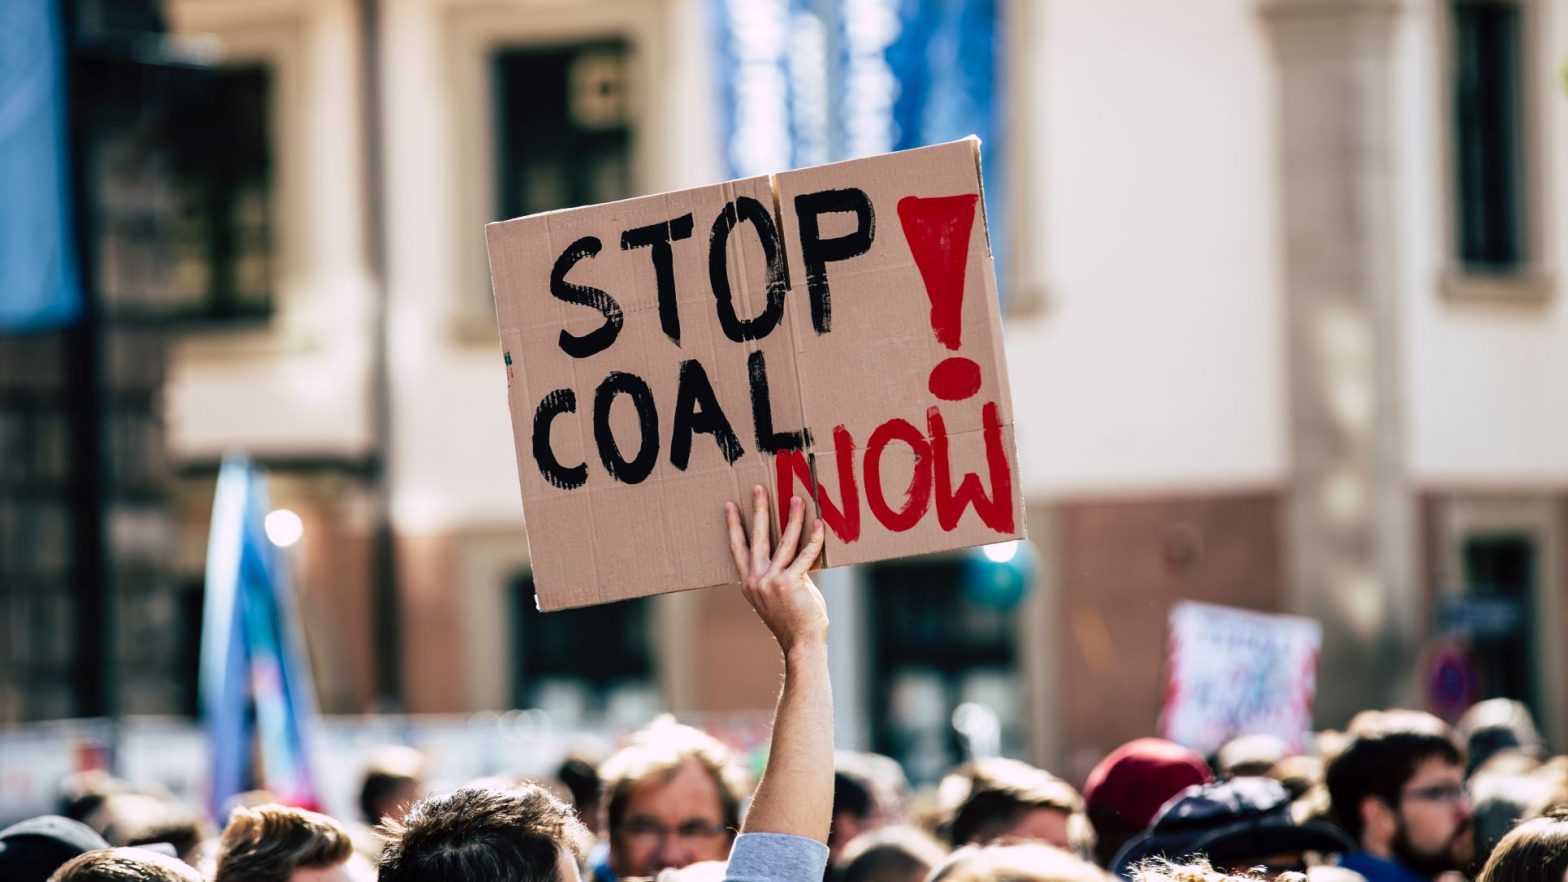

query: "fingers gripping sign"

left=726, top=485, right=829, bottom=654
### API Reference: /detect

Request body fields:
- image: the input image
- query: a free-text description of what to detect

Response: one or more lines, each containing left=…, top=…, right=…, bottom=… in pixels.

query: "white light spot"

left=981, top=540, right=1019, bottom=564
left=265, top=509, right=304, bottom=548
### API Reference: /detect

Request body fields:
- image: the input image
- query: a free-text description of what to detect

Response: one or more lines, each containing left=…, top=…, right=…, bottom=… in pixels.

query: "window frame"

left=446, top=1, right=663, bottom=342
left=1438, top=0, right=1556, bottom=302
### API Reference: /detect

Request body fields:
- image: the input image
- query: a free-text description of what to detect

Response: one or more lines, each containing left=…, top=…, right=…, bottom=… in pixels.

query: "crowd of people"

left=2, top=490, right=1566, bottom=882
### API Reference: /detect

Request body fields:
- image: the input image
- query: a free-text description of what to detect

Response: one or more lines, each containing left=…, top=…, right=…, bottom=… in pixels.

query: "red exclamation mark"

left=898, top=193, right=982, bottom=401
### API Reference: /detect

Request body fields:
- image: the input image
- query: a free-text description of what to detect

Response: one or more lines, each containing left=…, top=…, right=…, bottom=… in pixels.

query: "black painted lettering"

left=670, top=359, right=744, bottom=470
left=709, top=196, right=788, bottom=343
left=551, top=236, right=622, bottom=358
left=532, top=389, right=587, bottom=490
left=593, top=372, right=660, bottom=484
left=748, top=350, right=812, bottom=453
left=621, top=214, right=695, bottom=346
left=794, top=188, right=874, bottom=334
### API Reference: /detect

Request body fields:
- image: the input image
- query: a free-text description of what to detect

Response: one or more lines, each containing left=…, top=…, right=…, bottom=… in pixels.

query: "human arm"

left=724, top=486, right=832, bottom=844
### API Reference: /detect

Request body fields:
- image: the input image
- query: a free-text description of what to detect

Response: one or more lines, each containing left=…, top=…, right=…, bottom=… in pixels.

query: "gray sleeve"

left=724, top=832, right=830, bottom=882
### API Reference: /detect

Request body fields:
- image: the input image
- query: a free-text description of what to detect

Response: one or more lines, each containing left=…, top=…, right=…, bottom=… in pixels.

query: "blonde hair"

left=599, top=717, right=749, bottom=834
left=49, top=847, right=204, bottom=882
left=214, top=804, right=353, bottom=882
left=1130, top=857, right=1307, bottom=882
left=929, top=843, right=1109, bottom=882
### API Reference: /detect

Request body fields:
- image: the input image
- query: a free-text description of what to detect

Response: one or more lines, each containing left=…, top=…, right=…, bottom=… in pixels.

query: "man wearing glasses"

left=594, top=720, right=750, bottom=879
left=1327, top=710, right=1475, bottom=882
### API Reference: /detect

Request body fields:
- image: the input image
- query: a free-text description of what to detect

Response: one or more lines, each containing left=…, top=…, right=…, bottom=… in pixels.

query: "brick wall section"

left=1056, top=490, right=1285, bottom=779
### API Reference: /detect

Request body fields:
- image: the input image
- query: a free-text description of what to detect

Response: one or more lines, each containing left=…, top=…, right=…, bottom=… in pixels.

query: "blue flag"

left=709, top=0, right=1003, bottom=284
left=0, top=0, right=82, bottom=331
left=200, top=455, right=321, bottom=819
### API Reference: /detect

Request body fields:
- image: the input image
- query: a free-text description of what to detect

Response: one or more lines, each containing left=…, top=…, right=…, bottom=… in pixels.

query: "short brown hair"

left=599, top=719, right=749, bottom=834
left=378, top=785, right=589, bottom=882
left=214, top=804, right=352, bottom=882
left=49, top=847, right=203, bottom=882
left=949, top=759, right=1084, bottom=847
left=1476, top=806, right=1568, bottom=882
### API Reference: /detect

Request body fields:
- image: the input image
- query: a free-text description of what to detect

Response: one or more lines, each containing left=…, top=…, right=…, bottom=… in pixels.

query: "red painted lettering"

left=928, top=401, right=1014, bottom=533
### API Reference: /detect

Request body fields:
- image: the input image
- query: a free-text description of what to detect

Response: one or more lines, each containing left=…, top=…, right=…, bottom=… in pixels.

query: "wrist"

left=783, top=639, right=829, bottom=666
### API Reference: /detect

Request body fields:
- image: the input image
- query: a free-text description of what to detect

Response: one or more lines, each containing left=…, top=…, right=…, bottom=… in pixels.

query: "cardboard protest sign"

left=488, top=139, right=1023, bottom=611
left=1160, top=601, right=1323, bottom=755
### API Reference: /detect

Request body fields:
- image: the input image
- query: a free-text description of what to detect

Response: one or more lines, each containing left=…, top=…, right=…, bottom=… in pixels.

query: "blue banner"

left=710, top=0, right=1003, bottom=291
left=0, top=0, right=82, bottom=331
left=200, top=455, right=321, bottom=819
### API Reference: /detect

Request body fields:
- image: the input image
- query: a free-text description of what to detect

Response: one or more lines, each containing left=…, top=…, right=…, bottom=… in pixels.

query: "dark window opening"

left=865, top=558, right=1022, bottom=786
left=1452, top=1, right=1527, bottom=272
left=494, top=41, right=634, bottom=223
left=97, top=63, right=276, bottom=322
left=1461, top=533, right=1537, bottom=709
left=509, top=574, right=657, bottom=723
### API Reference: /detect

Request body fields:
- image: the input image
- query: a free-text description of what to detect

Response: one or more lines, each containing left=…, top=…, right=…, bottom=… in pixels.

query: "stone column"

left=1263, top=0, right=1420, bottom=726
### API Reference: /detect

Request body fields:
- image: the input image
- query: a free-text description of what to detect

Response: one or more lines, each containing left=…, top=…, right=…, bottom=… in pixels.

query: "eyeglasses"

left=617, top=819, right=730, bottom=846
left=1401, top=784, right=1469, bottom=804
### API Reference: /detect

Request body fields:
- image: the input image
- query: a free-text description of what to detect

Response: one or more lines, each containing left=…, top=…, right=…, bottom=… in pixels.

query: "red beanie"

left=1082, top=738, right=1213, bottom=836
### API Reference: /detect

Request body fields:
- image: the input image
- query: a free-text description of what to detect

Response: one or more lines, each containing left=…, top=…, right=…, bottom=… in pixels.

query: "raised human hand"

left=725, top=485, right=829, bottom=654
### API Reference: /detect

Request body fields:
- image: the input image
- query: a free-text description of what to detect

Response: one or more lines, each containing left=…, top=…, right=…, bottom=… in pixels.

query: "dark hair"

left=49, top=848, right=202, bottom=882
left=1325, top=710, right=1463, bottom=844
left=214, top=804, right=353, bottom=882
left=358, top=747, right=424, bottom=824
left=379, top=785, right=589, bottom=882
left=1476, top=807, right=1568, bottom=882
left=116, top=806, right=208, bottom=864
left=949, top=759, right=1084, bottom=847
left=557, top=756, right=601, bottom=812
left=836, top=772, right=876, bottom=820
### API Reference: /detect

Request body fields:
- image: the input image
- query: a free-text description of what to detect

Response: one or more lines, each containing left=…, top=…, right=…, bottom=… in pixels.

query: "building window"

left=865, top=559, right=1022, bottom=785
left=508, top=574, right=658, bottom=724
left=493, top=41, right=634, bottom=222
left=1457, top=533, right=1537, bottom=706
left=1451, top=1, right=1528, bottom=274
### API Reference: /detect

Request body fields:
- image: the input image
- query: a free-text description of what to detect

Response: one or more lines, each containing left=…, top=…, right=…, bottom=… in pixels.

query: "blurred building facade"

left=6, top=0, right=1567, bottom=783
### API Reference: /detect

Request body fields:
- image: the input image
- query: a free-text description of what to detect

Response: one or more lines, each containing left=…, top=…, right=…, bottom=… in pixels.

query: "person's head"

left=838, top=825, right=948, bottom=882
left=556, top=754, right=603, bottom=836
left=1325, top=709, right=1471, bottom=876
left=1083, top=739, right=1213, bottom=867
left=58, top=773, right=133, bottom=825
left=1468, top=769, right=1557, bottom=868
left=358, top=746, right=425, bottom=827
left=1475, top=806, right=1568, bottom=882
left=0, top=816, right=112, bottom=882
left=378, top=785, right=588, bottom=882
left=1111, top=777, right=1352, bottom=878
left=1457, top=699, right=1543, bottom=777
left=214, top=804, right=355, bottom=882
left=598, top=719, right=748, bottom=877
left=947, top=758, right=1086, bottom=854
left=833, top=766, right=880, bottom=863
left=1215, top=735, right=1288, bottom=781
left=929, top=842, right=1110, bottom=882
left=96, top=797, right=208, bottom=864
left=47, top=848, right=204, bottom=882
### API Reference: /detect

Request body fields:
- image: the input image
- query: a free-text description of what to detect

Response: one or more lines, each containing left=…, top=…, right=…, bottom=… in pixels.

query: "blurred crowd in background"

left=4, top=696, right=1568, bottom=881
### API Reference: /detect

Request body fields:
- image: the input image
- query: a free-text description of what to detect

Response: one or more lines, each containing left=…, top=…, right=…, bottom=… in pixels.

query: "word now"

left=777, top=401, right=1014, bottom=539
